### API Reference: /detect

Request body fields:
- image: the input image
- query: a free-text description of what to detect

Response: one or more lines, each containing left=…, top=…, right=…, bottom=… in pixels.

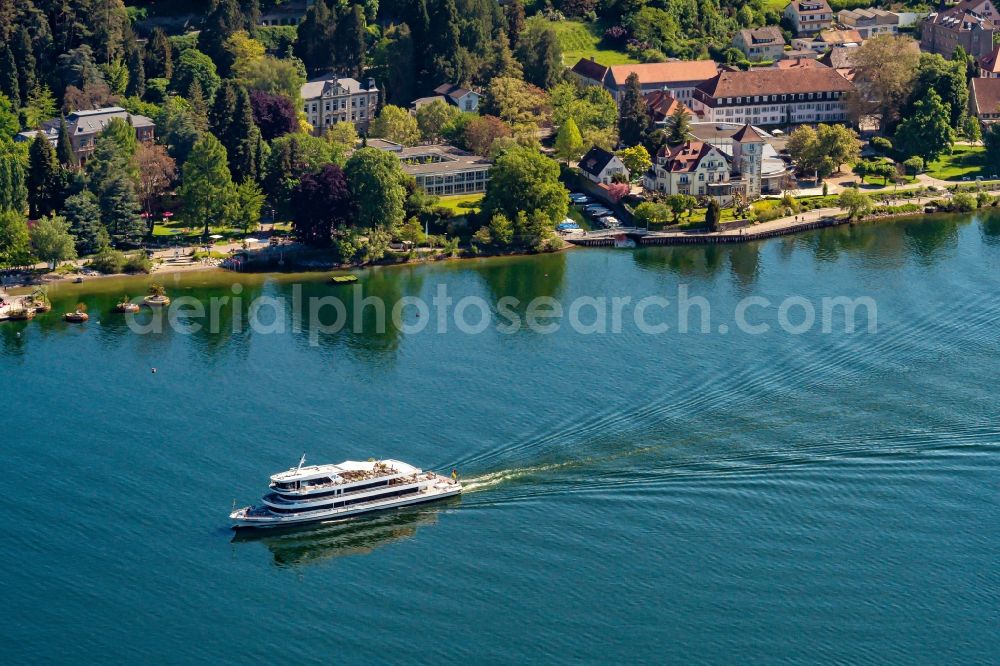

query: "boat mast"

left=297, top=453, right=306, bottom=472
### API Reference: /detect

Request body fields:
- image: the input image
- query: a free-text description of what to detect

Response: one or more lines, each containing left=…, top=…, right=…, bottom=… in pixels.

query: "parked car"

left=584, top=204, right=610, bottom=213
left=599, top=216, right=620, bottom=228
left=587, top=208, right=612, bottom=217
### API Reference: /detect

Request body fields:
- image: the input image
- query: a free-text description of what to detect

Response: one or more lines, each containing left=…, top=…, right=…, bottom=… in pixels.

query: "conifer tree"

left=27, top=134, right=64, bottom=219
left=12, top=27, right=36, bottom=107
left=199, top=0, right=244, bottom=76
left=0, top=45, right=19, bottom=107
left=145, top=28, right=173, bottom=80
left=0, top=142, right=27, bottom=213
left=56, top=115, right=77, bottom=168
left=618, top=73, right=648, bottom=147
left=554, top=117, right=584, bottom=161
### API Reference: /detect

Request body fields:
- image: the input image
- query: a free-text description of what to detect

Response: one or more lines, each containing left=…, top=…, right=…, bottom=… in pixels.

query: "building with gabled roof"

left=784, top=0, right=834, bottom=35
left=979, top=44, right=1000, bottom=77
left=644, top=90, right=691, bottom=126
left=970, top=77, right=1000, bottom=123
left=603, top=61, right=720, bottom=104
left=569, top=57, right=610, bottom=87
left=690, top=67, right=854, bottom=126
left=921, top=0, right=998, bottom=60
left=732, top=26, right=786, bottom=62
left=301, top=75, right=379, bottom=134
left=16, top=106, right=154, bottom=161
left=643, top=123, right=786, bottom=203
left=837, top=8, right=900, bottom=39
left=579, top=147, right=629, bottom=185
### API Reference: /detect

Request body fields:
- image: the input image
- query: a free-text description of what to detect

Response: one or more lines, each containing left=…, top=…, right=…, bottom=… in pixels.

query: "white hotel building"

left=301, top=75, right=379, bottom=135
left=689, top=68, right=855, bottom=127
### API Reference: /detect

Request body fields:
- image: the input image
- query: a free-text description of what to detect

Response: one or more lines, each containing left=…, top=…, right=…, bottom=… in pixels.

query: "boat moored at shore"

left=230, top=456, right=462, bottom=529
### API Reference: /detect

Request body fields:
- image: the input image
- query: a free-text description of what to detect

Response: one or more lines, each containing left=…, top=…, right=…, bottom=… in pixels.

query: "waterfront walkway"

left=569, top=187, right=1000, bottom=248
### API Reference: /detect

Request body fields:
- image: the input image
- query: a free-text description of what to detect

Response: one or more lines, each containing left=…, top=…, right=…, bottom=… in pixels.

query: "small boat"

left=230, top=456, right=462, bottom=530
left=64, top=310, right=89, bottom=323
left=331, top=275, right=359, bottom=285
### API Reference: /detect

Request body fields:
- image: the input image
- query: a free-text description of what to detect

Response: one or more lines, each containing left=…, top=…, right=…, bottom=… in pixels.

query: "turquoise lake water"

left=3, top=213, right=999, bottom=663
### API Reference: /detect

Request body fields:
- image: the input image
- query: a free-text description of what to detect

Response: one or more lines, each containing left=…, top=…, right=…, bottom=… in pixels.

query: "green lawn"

left=926, top=145, right=993, bottom=181
left=436, top=193, right=484, bottom=213
left=530, top=17, right=638, bottom=66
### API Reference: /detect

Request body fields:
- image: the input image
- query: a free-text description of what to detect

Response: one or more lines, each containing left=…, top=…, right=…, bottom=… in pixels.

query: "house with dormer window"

left=301, top=75, right=379, bottom=134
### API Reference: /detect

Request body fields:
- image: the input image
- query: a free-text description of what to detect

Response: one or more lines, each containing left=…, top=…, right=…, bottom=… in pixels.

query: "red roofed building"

left=979, top=44, right=1000, bottom=78
left=644, top=90, right=691, bottom=126
left=643, top=123, right=769, bottom=203
left=921, top=0, right=998, bottom=61
left=604, top=60, right=720, bottom=104
left=690, top=67, right=854, bottom=126
left=970, top=78, right=1000, bottom=123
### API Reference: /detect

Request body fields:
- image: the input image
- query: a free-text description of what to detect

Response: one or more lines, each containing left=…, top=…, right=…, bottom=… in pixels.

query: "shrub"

left=87, top=247, right=127, bottom=274
left=903, top=156, right=924, bottom=176
left=871, top=136, right=893, bottom=152
left=950, top=193, right=977, bottom=213
left=124, top=253, right=153, bottom=274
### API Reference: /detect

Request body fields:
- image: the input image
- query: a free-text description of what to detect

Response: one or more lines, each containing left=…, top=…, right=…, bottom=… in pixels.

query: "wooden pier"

left=566, top=215, right=847, bottom=248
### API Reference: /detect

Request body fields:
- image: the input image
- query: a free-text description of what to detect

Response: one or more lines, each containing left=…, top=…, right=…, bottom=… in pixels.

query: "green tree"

left=0, top=210, right=34, bottom=268
left=198, top=0, right=244, bottom=76
left=551, top=83, right=618, bottom=150
left=483, top=145, right=567, bottom=225
left=146, top=28, right=174, bottom=80
left=30, top=213, right=77, bottom=268
left=618, top=72, right=648, bottom=147
left=895, top=89, right=954, bottom=163
left=787, top=124, right=860, bottom=182
left=488, top=212, right=514, bottom=246
left=984, top=123, right=1000, bottom=164
left=344, top=147, right=408, bottom=230
left=156, top=97, right=201, bottom=164
left=100, top=175, right=144, bottom=247
left=964, top=116, right=982, bottom=144
left=906, top=53, right=968, bottom=130
left=516, top=22, right=563, bottom=89
left=0, top=141, right=27, bottom=213
left=27, top=134, right=63, bottom=219
left=21, top=85, right=57, bottom=131
left=334, top=3, right=367, bottom=79
left=705, top=198, right=721, bottom=231
left=56, top=115, right=77, bottom=168
left=225, top=179, right=266, bottom=233
left=325, top=121, right=358, bottom=150
left=0, top=93, right=18, bottom=139
left=371, top=105, right=422, bottom=146
left=416, top=100, right=461, bottom=143
left=616, top=144, right=651, bottom=181
left=839, top=188, right=871, bottom=221
left=554, top=117, right=584, bottom=161
left=665, top=104, right=692, bottom=145
left=0, top=45, right=19, bottom=107
left=210, top=81, right=262, bottom=182
left=664, top=194, right=696, bottom=222
left=11, top=27, right=36, bottom=107
left=63, top=190, right=107, bottom=255
left=633, top=201, right=671, bottom=228
left=180, top=134, right=235, bottom=237
left=171, top=48, right=221, bottom=102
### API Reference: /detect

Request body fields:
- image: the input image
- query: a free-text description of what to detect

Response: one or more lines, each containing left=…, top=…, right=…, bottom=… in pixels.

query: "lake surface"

left=3, top=213, right=1000, bottom=663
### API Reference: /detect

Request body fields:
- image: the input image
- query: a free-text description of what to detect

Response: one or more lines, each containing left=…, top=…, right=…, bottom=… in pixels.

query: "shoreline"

left=5, top=204, right=998, bottom=297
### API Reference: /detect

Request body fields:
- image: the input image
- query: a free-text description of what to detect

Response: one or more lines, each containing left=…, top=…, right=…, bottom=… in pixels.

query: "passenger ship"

left=230, top=456, right=462, bottom=529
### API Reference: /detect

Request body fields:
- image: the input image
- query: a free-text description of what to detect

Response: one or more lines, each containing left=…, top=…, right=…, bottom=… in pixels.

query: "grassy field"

left=926, top=145, right=994, bottom=181
left=530, top=17, right=638, bottom=66
left=436, top=193, right=484, bottom=214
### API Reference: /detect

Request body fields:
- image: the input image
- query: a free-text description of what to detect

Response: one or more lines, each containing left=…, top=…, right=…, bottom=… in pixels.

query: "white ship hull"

left=231, top=474, right=461, bottom=529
